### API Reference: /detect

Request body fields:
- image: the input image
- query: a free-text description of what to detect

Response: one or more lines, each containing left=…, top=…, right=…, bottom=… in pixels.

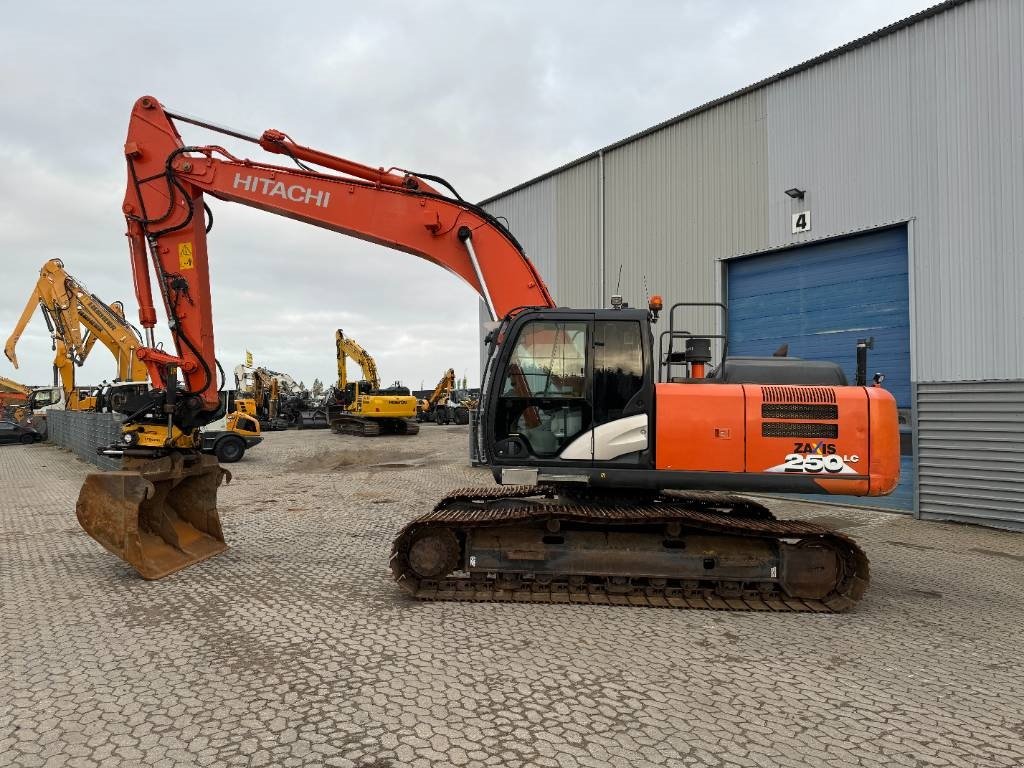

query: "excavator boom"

left=335, top=330, right=380, bottom=392
left=5, top=259, right=148, bottom=411
left=120, top=95, right=553, bottom=415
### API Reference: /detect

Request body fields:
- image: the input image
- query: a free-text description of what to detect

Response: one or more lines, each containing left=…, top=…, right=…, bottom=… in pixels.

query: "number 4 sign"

left=792, top=210, right=811, bottom=234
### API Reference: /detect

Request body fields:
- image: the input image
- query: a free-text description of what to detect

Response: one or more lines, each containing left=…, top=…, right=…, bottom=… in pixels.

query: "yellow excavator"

left=328, top=329, right=419, bottom=436
left=5, top=259, right=149, bottom=418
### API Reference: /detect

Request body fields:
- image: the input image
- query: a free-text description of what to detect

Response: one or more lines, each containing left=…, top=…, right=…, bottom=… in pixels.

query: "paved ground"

left=2, top=428, right=1023, bottom=768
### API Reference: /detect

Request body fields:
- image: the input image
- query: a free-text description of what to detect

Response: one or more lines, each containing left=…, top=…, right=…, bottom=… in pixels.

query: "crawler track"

left=330, top=417, right=420, bottom=437
left=390, top=486, right=869, bottom=612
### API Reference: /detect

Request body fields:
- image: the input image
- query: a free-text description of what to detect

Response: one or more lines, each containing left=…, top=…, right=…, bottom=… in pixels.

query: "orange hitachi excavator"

left=76, top=95, right=899, bottom=611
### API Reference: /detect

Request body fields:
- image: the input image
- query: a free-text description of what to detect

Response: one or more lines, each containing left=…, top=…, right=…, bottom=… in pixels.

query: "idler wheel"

left=407, top=528, right=461, bottom=578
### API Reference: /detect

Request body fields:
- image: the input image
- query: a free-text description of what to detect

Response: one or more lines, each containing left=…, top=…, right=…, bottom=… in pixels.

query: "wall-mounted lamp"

left=784, top=188, right=805, bottom=200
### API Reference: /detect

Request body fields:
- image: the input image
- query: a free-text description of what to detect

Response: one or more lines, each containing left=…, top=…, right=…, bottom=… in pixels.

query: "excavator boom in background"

left=5, top=259, right=149, bottom=416
left=0, top=375, right=31, bottom=421
left=76, top=96, right=898, bottom=610
left=328, top=329, right=419, bottom=436
left=418, top=368, right=471, bottom=425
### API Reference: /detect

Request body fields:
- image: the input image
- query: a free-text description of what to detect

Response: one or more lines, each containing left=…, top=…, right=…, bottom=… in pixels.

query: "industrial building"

left=482, top=0, right=1023, bottom=529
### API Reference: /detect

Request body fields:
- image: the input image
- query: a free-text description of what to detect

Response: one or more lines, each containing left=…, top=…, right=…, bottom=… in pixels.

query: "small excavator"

left=328, top=330, right=419, bottom=436
left=5, top=259, right=150, bottom=417
left=76, top=96, right=898, bottom=611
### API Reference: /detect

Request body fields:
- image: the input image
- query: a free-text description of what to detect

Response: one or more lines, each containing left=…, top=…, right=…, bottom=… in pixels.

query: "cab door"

left=559, top=317, right=651, bottom=465
left=489, top=314, right=593, bottom=462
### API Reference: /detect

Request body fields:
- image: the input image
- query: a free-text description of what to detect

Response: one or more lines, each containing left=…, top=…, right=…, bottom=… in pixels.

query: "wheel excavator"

left=417, top=368, right=467, bottom=424
left=76, top=96, right=899, bottom=611
left=328, top=329, right=419, bottom=436
left=416, top=369, right=473, bottom=425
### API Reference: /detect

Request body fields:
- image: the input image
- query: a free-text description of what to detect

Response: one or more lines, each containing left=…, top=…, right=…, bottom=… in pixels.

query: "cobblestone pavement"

left=2, top=428, right=1023, bottom=768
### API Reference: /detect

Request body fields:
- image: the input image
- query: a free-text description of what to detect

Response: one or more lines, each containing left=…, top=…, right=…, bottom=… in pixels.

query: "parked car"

left=0, top=420, right=43, bottom=445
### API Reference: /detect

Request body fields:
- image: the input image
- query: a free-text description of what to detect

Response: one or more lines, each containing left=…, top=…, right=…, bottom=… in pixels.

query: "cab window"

left=502, top=321, right=586, bottom=398
left=496, top=320, right=590, bottom=457
left=593, top=320, right=644, bottom=423
left=29, top=388, right=58, bottom=408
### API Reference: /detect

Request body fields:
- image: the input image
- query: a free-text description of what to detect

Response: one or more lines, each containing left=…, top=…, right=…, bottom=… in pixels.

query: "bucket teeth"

left=76, top=453, right=229, bottom=579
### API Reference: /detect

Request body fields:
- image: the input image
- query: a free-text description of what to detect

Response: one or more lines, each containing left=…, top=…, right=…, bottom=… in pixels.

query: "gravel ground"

left=2, top=427, right=1023, bottom=768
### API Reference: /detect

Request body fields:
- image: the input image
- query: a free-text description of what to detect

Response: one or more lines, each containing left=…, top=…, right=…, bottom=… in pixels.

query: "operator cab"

left=28, top=386, right=63, bottom=412
left=485, top=307, right=653, bottom=467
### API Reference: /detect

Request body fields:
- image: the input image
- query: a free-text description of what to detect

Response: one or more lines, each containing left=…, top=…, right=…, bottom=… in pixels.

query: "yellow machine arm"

left=0, top=375, right=32, bottom=396
left=335, top=329, right=380, bottom=391
left=425, top=368, right=456, bottom=408
left=236, top=364, right=286, bottom=422
left=4, top=260, right=148, bottom=399
left=251, top=368, right=281, bottom=421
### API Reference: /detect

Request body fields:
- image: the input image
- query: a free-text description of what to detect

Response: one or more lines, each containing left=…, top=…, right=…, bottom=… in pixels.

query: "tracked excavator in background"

left=328, top=330, right=419, bottom=436
left=5, top=259, right=150, bottom=418
left=76, top=96, right=899, bottom=610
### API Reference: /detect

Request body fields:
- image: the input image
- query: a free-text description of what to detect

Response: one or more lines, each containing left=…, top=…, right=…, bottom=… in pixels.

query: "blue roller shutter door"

left=727, top=226, right=913, bottom=510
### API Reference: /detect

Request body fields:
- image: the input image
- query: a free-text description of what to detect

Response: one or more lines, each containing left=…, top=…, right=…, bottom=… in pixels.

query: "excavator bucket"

left=76, top=453, right=230, bottom=579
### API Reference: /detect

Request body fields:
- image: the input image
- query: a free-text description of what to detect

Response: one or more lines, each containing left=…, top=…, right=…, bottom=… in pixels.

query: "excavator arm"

left=335, top=330, right=380, bottom=392
left=425, top=369, right=456, bottom=409
left=5, top=262, right=83, bottom=397
left=121, top=95, right=553, bottom=426
left=0, top=376, right=31, bottom=397
left=4, top=260, right=148, bottom=398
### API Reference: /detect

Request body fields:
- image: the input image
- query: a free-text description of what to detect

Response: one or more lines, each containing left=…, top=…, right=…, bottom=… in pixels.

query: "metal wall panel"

left=554, top=159, right=601, bottom=309
left=482, top=159, right=602, bottom=310
left=482, top=177, right=558, bottom=301
left=603, top=91, right=769, bottom=326
left=765, top=0, right=1024, bottom=382
left=917, top=380, right=1024, bottom=530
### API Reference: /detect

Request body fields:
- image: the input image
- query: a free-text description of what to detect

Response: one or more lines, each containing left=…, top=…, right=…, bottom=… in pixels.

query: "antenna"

left=611, top=265, right=624, bottom=309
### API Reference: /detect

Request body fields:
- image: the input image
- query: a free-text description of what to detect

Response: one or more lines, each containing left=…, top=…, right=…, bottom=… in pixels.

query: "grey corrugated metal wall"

left=483, top=177, right=559, bottom=299
left=479, top=0, right=1024, bottom=528
left=554, top=159, right=602, bottom=309
left=603, top=91, right=768, bottom=321
left=765, top=0, right=1024, bottom=382
left=917, top=381, right=1024, bottom=531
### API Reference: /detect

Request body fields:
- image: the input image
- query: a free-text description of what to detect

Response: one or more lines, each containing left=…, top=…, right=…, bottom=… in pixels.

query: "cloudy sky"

left=0, top=0, right=933, bottom=394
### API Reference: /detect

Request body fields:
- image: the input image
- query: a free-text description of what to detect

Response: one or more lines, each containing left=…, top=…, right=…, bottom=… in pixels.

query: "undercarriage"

left=391, top=486, right=869, bottom=612
left=330, top=415, right=420, bottom=437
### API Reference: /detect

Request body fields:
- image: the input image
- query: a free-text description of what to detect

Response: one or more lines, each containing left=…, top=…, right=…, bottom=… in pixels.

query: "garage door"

left=727, top=226, right=913, bottom=510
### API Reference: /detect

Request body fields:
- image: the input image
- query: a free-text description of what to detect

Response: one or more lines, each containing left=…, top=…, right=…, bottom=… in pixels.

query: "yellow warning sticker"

left=178, top=242, right=195, bottom=270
